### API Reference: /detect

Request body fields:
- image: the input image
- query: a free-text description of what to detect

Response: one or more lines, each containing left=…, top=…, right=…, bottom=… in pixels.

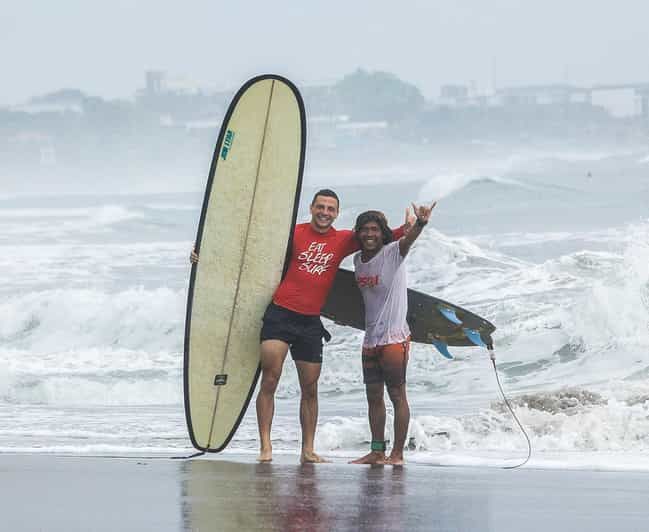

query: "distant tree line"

left=1, top=69, right=646, bottom=182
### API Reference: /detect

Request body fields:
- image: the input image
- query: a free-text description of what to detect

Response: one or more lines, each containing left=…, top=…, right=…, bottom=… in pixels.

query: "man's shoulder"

left=377, top=241, right=399, bottom=253
left=382, top=241, right=403, bottom=261
left=293, top=222, right=315, bottom=238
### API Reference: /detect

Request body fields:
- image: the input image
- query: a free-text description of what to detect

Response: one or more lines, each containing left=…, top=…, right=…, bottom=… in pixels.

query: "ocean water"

left=2, top=149, right=649, bottom=470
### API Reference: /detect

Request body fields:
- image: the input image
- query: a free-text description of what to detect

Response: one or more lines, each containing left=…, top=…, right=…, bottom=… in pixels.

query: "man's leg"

left=256, top=339, right=289, bottom=462
left=295, top=360, right=328, bottom=463
left=386, top=383, right=410, bottom=465
left=381, top=339, right=410, bottom=465
left=350, top=382, right=387, bottom=464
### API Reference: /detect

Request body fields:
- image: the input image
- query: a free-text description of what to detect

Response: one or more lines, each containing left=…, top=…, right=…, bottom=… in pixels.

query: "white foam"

left=0, top=365, right=182, bottom=406
left=0, top=205, right=142, bottom=223
left=313, top=385, right=649, bottom=459
left=0, top=285, right=185, bottom=406
left=417, top=173, right=554, bottom=202
left=477, top=228, right=625, bottom=248
left=143, top=203, right=195, bottom=211
left=568, top=224, right=649, bottom=355
left=0, top=208, right=88, bottom=218
left=0, top=286, right=185, bottom=352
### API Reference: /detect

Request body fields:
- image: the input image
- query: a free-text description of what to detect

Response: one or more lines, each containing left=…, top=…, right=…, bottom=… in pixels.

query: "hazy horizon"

left=3, top=0, right=649, bottom=105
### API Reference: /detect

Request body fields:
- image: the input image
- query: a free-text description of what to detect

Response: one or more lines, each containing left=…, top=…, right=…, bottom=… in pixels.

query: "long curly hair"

left=354, top=210, right=393, bottom=245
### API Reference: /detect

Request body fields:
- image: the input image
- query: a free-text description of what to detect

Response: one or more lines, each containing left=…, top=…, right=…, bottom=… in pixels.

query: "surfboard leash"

left=488, top=348, right=532, bottom=469
left=170, top=450, right=205, bottom=460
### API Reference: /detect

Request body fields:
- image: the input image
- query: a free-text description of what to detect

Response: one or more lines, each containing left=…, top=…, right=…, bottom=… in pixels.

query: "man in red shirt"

left=257, top=189, right=407, bottom=463
left=193, top=189, right=408, bottom=463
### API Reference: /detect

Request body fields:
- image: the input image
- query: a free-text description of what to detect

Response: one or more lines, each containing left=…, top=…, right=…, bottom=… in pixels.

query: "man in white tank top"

left=350, top=202, right=435, bottom=466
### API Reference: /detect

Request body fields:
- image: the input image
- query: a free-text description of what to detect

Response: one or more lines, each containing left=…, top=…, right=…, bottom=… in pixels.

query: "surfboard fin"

left=431, top=339, right=453, bottom=359
left=463, top=328, right=486, bottom=348
left=438, top=306, right=462, bottom=325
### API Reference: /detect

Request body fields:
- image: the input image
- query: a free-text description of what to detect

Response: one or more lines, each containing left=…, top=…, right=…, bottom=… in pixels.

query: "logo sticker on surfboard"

left=213, top=374, right=228, bottom=386
left=220, top=130, right=235, bottom=160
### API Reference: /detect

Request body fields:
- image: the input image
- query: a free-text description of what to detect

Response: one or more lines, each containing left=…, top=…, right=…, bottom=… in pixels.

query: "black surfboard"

left=322, top=268, right=496, bottom=358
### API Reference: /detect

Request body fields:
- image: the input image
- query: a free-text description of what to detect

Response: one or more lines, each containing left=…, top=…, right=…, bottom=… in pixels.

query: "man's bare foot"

left=300, top=450, right=329, bottom=464
left=387, top=453, right=404, bottom=466
left=350, top=451, right=387, bottom=465
left=257, top=448, right=273, bottom=462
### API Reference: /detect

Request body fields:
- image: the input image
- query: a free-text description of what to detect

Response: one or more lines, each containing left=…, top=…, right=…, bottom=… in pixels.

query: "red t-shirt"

left=273, top=222, right=405, bottom=316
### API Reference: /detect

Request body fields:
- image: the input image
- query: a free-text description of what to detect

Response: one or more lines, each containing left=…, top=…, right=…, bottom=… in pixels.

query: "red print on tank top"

left=357, top=275, right=379, bottom=288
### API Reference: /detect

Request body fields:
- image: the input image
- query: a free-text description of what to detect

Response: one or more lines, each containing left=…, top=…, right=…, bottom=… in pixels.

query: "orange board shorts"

left=361, top=337, right=410, bottom=386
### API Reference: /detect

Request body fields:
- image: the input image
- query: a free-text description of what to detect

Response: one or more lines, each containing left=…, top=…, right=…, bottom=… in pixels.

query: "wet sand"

left=2, top=453, right=648, bottom=531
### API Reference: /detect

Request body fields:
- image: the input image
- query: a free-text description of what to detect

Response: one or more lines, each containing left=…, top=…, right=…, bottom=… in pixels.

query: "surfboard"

left=184, top=75, right=306, bottom=452
left=322, top=268, right=496, bottom=358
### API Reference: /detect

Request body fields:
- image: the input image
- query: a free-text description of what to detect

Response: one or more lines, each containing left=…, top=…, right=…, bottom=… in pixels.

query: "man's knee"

left=260, top=368, right=281, bottom=394
left=296, top=360, right=322, bottom=399
left=299, top=378, right=318, bottom=400
left=386, top=384, right=406, bottom=404
left=366, top=384, right=384, bottom=404
left=259, top=341, right=288, bottom=391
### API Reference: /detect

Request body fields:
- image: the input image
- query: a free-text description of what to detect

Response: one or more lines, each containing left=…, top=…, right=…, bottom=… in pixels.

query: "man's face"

left=357, top=221, right=384, bottom=252
left=309, top=195, right=339, bottom=230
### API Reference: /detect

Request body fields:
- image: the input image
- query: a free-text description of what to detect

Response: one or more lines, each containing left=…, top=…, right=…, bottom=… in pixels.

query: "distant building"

left=491, top=83, right=648, bottom=120
left=145, top=71, right=165, bottom=95
left=40, top=146, right=56, bottom=167
left=439, top=85, right=469, bottom=106
left=15, top=89, right=87, bottom=114
left=335, top=120, right=388, bottom=143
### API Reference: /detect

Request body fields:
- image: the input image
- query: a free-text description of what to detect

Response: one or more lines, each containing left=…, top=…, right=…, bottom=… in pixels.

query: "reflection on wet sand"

left=182, top=460, right=335, bottom=531
left=254, top=463, right=334, bottom=531
left=355, top=466, right=406, bottom=531
left=3, top=455, right=648, bottom=532
left=181, top=459, right=487, bottom=531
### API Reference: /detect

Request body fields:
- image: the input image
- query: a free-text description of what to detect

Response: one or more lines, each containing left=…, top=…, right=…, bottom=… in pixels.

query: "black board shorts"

left=260, top=302, right=331, bottom=363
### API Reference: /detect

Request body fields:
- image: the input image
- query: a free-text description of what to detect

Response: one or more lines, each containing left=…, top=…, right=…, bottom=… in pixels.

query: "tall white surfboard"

left=184, top=75, right=306, bottom=451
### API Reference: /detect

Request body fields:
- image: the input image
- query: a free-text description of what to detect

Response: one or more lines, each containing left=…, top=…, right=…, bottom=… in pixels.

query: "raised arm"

left=398, top=202, right=436, bottom=257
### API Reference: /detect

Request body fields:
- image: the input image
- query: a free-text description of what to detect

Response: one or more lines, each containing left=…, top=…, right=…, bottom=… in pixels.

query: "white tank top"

left=353, top=241, right=410, bottom=348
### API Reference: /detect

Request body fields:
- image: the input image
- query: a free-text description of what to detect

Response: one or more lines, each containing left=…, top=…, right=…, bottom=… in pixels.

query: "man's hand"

left=411, top=201, right=436, bottom=225
left=190, top=249, right=199, bottom=264
left=399, top=201, right=437, bottom=257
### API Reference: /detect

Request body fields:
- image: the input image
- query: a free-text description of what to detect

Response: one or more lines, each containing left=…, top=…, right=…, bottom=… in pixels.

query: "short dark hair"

left=311, top=189, right=340, bottom=209
left=354, top=210, right=393, bottom=245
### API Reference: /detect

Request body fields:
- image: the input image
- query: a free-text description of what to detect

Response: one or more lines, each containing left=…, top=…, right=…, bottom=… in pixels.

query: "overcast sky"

left=2, top=0, right=649, bottom=105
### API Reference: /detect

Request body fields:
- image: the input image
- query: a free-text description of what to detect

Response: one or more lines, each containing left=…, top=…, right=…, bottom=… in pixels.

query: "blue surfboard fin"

left=463, top=328, right=486, bottom=348
left=438, top=306, right=462, bottom=325
left=431, top=339, right=453, bottom=359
